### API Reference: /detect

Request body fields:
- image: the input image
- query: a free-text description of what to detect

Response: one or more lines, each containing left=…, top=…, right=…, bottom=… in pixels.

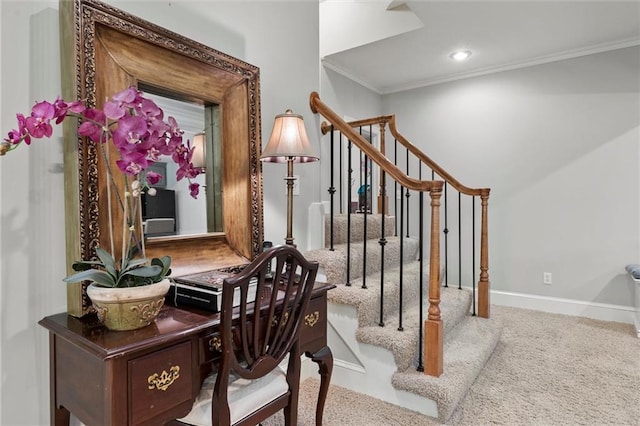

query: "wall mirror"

left=60, top=0, right=263, bottom=316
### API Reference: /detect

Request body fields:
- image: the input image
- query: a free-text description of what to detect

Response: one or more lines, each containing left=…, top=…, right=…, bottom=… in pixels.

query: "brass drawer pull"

left=148, top=365, right=180, bottom=391
left=305, top=311, right=320, bottom=327
left=209, top=336, right=222, bottom=352
left=272, top=311, right=290, bottom=328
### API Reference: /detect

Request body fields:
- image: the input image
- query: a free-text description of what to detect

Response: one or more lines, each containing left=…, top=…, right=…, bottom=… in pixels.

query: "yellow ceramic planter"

left=86, top=279, right=171, bottom=331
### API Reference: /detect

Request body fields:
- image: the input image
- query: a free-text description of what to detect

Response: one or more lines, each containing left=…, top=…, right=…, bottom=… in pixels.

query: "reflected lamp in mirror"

left=260, top=109, right=318, bottom=246
left=191, top=131, right=206, bottom=172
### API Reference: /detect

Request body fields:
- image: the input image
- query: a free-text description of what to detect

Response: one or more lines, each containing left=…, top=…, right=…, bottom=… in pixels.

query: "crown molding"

left=321, top=59, right=383, bottom=95
left=325, top=37, right=640, bottom=96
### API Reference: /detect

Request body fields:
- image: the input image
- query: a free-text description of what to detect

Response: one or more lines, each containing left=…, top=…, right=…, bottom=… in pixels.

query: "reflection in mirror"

left=143, top=93, right=224, bottom=238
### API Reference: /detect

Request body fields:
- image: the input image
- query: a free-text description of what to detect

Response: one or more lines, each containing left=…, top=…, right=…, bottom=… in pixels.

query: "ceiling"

left=321, top=1, right=640, bottom=94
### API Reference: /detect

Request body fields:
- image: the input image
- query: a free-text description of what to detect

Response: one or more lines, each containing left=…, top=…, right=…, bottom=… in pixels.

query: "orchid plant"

left=2, top=86, right=203, bottom=287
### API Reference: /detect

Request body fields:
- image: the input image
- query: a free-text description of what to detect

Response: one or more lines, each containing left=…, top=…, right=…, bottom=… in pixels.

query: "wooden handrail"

left=323, top=112, right=489, bottom=198
left=310, top=92, right=442, bottom=194
left=320, top=115, right=394, bottom=134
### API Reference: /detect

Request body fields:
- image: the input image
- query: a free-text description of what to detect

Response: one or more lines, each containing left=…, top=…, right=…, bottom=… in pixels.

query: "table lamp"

left=260, top=109, right=319, bottom=246
left=191, top=131, right=207, bottom=172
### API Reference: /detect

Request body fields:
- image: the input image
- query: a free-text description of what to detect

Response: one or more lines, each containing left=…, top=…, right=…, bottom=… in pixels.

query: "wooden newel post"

left=377, top=122, right=388, bottom=215
left=424, top=183, right=443, bottom=377
left=477, top=189, right=491, bottom=318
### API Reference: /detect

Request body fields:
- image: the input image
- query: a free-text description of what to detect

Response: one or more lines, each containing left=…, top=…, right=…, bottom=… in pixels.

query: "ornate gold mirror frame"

left=60, top=0, right=263, bottom=316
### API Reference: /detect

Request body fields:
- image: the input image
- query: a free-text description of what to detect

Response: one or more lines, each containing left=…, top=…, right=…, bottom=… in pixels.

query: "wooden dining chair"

left=177, top=245, right=319, bottom=426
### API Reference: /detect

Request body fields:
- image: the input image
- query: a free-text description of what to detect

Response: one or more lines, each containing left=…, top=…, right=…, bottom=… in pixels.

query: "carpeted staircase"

left=304, top=214, right=503, bottom=422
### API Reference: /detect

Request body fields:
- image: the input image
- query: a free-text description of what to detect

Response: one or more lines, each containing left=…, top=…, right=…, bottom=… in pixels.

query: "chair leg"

left=284, top=404, right=298, bottom=426
left=282, top=388, right=300, bottom=426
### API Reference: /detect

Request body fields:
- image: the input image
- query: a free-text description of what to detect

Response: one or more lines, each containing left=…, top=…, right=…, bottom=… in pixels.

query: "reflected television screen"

left=142, top=188, right=176, bottom=236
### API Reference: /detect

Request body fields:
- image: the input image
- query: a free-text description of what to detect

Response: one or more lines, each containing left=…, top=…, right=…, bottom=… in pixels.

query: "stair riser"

left=317, top=238, right=419, bottom=285
left=325, top=214, right=396, bottom=246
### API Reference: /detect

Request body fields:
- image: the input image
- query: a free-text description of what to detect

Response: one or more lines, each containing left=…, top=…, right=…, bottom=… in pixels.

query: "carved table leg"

left=305, top=346, right=333, bottom=426
left=49, top=333, right=70, bottom=426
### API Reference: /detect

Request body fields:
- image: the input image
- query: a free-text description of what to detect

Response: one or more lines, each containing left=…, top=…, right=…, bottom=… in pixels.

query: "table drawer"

left=199, top=293, right=328, bottom=364
left=200, top=331, right=223, bottom=364
left=300, top=293, right=327, bottom=351
left=129, top=341, right=193, bottom=425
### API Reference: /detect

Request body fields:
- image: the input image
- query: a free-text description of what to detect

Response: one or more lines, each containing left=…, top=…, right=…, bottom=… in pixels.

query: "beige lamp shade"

left=191, top=132, right=206, bottom=169
left=260, top=110, right=318, bottom=163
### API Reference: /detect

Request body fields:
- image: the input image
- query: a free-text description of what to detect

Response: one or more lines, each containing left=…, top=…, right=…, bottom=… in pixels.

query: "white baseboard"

left=482, top=288, right=635, bottom=324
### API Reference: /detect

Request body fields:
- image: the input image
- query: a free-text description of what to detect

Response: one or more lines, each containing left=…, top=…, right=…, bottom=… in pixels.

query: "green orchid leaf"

left=62, top=269, right=116, bottom=287
left=122, top=258, right=149, bottom=272
left=125, top=265, right=162, bottom=277
left=116, top=265, right=162, bottom=287
left=71, top=260, right=102, bottom=271
left=151, top=256, right=172, bottom=277
left=95, top=247, right=118, bottom=279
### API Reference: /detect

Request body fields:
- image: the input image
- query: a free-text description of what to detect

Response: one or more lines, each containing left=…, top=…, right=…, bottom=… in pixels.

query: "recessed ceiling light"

left=450, top=50, right=472, bottom=61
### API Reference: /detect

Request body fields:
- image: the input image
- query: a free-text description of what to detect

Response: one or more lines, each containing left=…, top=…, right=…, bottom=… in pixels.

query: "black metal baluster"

left=443, top=182, right=448, bottom=288
left=472, top=195, right=477, bottom=316
left=339, top=132, right=343, bottom=215
left=346, top=138, right=353, bottom=286
left=458, top=191, right=462, bottom=290
left=376, top=124, right=387, bottom=325
left=417, top=190, right=424, bottom=372
left=398, top=182, right=405, bottom=331
left=361, top=127, right=368, bottom=289
left=329, top=128, right=335, bottom=251
left=405, top=149, right=410, bottom=237
left=394, top=139, right=398, bottom=237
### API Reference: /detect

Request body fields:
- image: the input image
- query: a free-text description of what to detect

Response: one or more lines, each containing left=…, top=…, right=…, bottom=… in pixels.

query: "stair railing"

left=310, top=92, right=445, bottom=376
left=320, top=109, right=491, bottom=319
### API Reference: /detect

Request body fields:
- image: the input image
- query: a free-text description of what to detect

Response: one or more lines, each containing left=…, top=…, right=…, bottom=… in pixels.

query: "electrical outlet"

left=543, top=272, right=552, bottom=285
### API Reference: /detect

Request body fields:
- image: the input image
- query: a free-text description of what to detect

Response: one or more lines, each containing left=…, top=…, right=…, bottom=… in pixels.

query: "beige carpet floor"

left=263, top=305, right=640, bottom=425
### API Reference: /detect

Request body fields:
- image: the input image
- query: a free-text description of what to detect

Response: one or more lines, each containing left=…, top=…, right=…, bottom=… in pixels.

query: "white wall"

left=382, top=47, right=640, bottom=309
left=0, top=1, right=319, bottom=424
left=1, top=2, right=67, bottom=424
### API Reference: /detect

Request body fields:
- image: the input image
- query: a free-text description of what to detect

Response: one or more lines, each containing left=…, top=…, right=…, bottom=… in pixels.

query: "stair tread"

left=356, top=286, right=473, bottom=371
left=391, top=315, right=503, bottom=422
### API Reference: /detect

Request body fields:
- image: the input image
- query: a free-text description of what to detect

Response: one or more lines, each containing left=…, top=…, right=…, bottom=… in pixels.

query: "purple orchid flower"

left=4, top=114, right=31, bottom=145
left=189, top=182, right=200, bottom=199
left=26, top=101, right=55, bottom=138
left=116, top=150, right=148, bottom=176
left=111, top=115, right=148, bottom=148
left=112, top=86, right=140, bottom=108
left=77, top=108, right=107, bottom=143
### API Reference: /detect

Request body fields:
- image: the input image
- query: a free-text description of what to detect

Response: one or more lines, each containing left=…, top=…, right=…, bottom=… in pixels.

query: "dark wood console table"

left=39, top=282, right=334, bottom=426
